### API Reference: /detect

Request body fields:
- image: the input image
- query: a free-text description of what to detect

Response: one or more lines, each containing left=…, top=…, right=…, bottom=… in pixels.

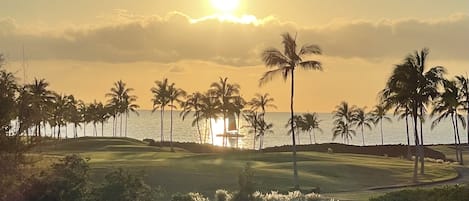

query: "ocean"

left=25, top=111, right=469, bottom=149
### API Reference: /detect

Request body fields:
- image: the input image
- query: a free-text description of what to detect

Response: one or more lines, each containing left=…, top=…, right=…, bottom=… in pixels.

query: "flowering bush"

left=174, top=190, right=336, bottom=201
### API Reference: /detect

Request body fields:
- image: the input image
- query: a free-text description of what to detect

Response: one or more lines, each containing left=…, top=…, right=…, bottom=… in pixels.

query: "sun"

left=211, top=0, right=240, bottom=14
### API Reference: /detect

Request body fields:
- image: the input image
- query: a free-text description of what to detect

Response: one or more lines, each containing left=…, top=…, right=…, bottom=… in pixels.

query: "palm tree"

left=78, top=102, right=89, bottom=136
left=151, top=79, right=170, bottom=143
left=27, top=78, right=54, bottom=137
left=122, top=92, right=139, bottom=137
left=381, top=48, right=446, bottom=181
left=95, top=101, right=110, bottom=136
left=286, top=115, right=305, bottom=145
left=181, top=92, right=204, bottom=144
left=230, top=96, right=246, bottom=148
left=256, top=118, right=274, bottom=150
left=247, top=93, right=276, bottom=148
left=394, top=105, right=413, bottom=159
left=351, top=108, right=373, bottom=146
left=209, top=77, right=240, bottom=147
left=87, top=101, right=99, bottom=136
left=106, top=80, right=134, bottom=137
left=455, top=75, right=469, bottom=144
left=431, top=79, right=465, bottom=164
left=301, top=113, right=322, bottom=144
left=199, top=92, right=222, bottom=145
left=332, top=102, right=356, bottom=144
left=243, top=110, right=263, bottom=149
left=167, top=82, right=186, bottom=152
left=369, top=105, right=392, bottom=145
left=259, top=32, right=322, bottom=189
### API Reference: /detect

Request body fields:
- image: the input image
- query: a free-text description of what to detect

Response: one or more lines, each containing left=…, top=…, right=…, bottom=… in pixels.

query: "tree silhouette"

left=370, top=105, right=391, bottom=145
left=151, top=79, right=170, bottom=143
left=259, top=32, right=322, bottom=189
left=167, top=82, right=186, bottom=152
left=301, top=113, right=322, bottom=144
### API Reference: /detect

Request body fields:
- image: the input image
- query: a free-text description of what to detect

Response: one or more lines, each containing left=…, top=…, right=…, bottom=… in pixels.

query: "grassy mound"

left=32, top=137, right=165, bottom=152
left=369, top=185, right=469, bottom=201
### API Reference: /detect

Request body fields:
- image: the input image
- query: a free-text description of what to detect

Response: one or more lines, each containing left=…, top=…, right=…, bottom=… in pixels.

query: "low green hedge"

left=370, top=185, right=469, bottom=201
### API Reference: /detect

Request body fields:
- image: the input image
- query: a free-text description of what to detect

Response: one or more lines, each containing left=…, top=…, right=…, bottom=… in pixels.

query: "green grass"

left=429, top=144, right=469, bottom=163
left=31, top=137, right=458, bottom=198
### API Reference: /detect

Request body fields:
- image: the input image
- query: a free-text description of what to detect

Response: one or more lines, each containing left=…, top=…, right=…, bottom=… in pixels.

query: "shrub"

left=251, top=191, right=323, bottom=201
left=91, top=168, right=165, bottom=201
left=172, top=192, right=210, bottom=201
left=369, top=185, right=469, bottom=201
left=215, top=189, right=233, bottom=201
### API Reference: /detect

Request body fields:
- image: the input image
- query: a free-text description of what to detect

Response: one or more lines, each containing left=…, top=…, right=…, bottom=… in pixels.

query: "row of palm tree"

left=331, top=102, right=391, bottom=146
left=1, top=73, right=139, bottom=140
left=286, top=113, right=322, bottom=145
left=380, top=48, right=469, bottom=182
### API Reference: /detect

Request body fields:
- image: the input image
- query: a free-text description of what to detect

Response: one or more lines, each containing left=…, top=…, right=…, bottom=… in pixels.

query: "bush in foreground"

left=369, top=185, right=469, bottom=201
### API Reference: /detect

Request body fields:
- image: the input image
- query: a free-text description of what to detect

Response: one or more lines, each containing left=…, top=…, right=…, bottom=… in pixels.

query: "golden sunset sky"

left=1, top=0, right=469, bottom=112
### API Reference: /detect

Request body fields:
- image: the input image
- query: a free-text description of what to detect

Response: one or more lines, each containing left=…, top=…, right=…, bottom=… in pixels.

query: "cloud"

left=169, top=65, right=184, bottom=73
left=1, top=12, right=468, bottom=65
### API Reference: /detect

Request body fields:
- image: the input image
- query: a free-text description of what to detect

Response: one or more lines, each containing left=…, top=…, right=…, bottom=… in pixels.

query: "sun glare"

left=211, top=0, right=240, bottom=14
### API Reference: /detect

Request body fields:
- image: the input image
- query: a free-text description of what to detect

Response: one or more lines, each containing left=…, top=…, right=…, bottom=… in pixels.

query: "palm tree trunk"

left=101, top=121, right=104, bottom=137
left=210, top=119, right=214, bottom=145
left=253, top=113, right=257, bottom=150
left=170, top=103, right=174, bottom=152
left=119, top=113, right=123, bottom=137
left=455, top=115, right=463, bottom=165
left=196, top=114, right=203, bottom=144
left=313, top=129, right=316, bottom=144
left=83, top=123, right=86, bottom=136
left=161, top=107, right=164, bottom=142
left=236, top=113, right=240, bottom=148
left=125, top=112, right=128, bottom=137
left=419, top=108, right=425, bottom=175
left=223, top=110, right=227, bottom=147
left=361, top=125, right=365, bottom=146
left=309, top=130, right=312, bottom=145
left=405, top=114, right=411, bottom=159
left=112, top=116, right=115, bottom=136
left=290, top=68, right=299, bottom=189
left=57, top=125, right=61, bottom=139
left=412, top=105, right=420, bottom=183
left=380, top=120, right=384, bottom=145
left=65, top=124, right=68, bottom=139
left=451, top=114, right=460, bottom=162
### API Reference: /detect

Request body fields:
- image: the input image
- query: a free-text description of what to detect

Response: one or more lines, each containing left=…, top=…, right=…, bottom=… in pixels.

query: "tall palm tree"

left=394, top=105, right=413, bottom=159
left=381, top=48, right=446, bottom=181
left=78, top=102, right=89, bottom=136
left=167, top=82, right=186, bottom=152
left=259, top=32, right=322, bottom=189
left=431, top=79, right=465, bottom=164
left=455, top=75, right=469, bottom=144
left=332, top=102, right=356, bottom=144
left=230, top=96, right=246, bottom=148
left=27, top=78, right=54, bottom=137
left=351, top=108, right=374, bottom=146
left=0, top=68, right=18, bottom=136
left=301, top=113, right=322, bottom=144
left=199, top=92, right=222, bottom=145
left=181, top=92, right=204, bottom=144
left=122, top=92, right=139, bottom=137
left=95, top=101, right=110, bottom=137
left=151, top=79, right=170, bottom=143
left=209, top=77, right=240, bottom=147
left=106, top=80, right=134, bottom=137
left=370, top=105, right=392, bottom=145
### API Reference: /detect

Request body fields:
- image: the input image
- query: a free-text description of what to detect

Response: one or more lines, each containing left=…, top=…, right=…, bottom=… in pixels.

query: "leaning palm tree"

left=431, top=79, right=465, bottom=164
left=181, top=92, right=205, bottom=144
left=151, top=79, right=170, bottom=143
left=301, top=113, right=322, bottom=144
left=351, top=108, right=373, bottom=146
left=167, top=82, right=186, bottom=152
left=259, top=32, right=322, bottom=189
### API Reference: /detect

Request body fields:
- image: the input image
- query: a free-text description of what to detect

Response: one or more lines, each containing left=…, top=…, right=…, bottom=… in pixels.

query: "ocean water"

left=27, top=111, right=469, bottom=149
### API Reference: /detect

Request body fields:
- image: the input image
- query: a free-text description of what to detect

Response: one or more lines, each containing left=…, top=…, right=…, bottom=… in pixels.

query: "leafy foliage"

left=369, top=185, right=469, bottom=201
